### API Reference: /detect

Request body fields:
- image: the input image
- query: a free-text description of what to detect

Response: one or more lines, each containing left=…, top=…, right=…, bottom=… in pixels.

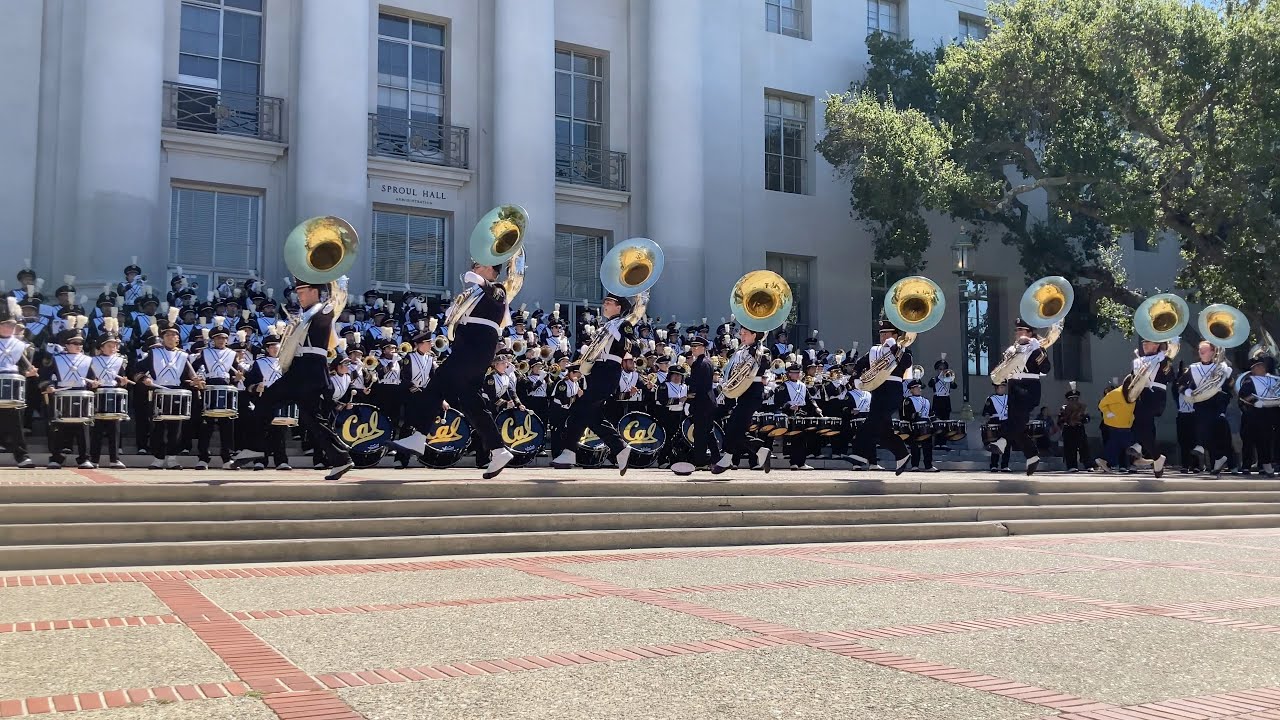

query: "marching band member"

left=117, top=262, right=146, bottom=312
left=1172, top=364, right=1199, bottom=473
left=775, top=363, right=822, bottom=471
left=987, top=317, right=1052, bottom=475
left=242, top=334, right=289, bottom=471
left=89, top=323, right=129, bottom=469
left=1237, top=353, right=1278, bottom=477
left=39, top=324, right=95, bottom=469
left=1129, top=339, right=1174, bottom=478
left=392, top=259, right=518, bottom=479
left=849, top=319, right=912, bottom=475
left=232, top=279, right=354, bottom=480
left=900, top=379, right=938, bottom=472
left=548, top=363, right=583, bottom=460
left=1058, top=383, right=1090, bottom=472
left=318, top=353, right=356, bottom=470
left=1178, top=341, right=1233, bottom=476
left=717, top=326, right=772, bottom=474
left=551, top=292, right=640, bottom=474
left=982, top=381, right=1011, bottom=472
left=372, top=338, right=404, bottom=439
left=1096, top=377, right=1136, bottom=473
left=480, top=351, right=522, bottom=469
left=396, top=324, right=436, bottom=467
left=655, top=364, right=687, bottom=468
left=673, top=337, right=720, bottom=477
left=133, top=323, right=197, bottom=470
left=930, top=356, right=957, bottom=449
left=520, top=357, right=550, bottom=429
left=0, top=298, right=37, bottom=467
left=611, top=353, right=644, bottom=424
left=191, top=320, right=241, bottom=470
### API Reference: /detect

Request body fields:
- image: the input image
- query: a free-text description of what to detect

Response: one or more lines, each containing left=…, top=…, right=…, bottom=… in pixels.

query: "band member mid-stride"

left=0, top=298, right=36, bottom=467
left=393, top=260, right=517, bottom=479
left=551, top=293, right=640, bottom=475
left=233, top=279, right=354, bottom=480
left=1058, top=383, right=1090, bottom=472
left=673, top=337, right=720, bottom=477
left=849, top=319, right=912, bottom=475
left=242, top=335, right=289, bottom=470
left=40, top=327, right=94, bottom=469
left=1129, top=339, right=1174, bottom=478
left=1238, top=353, right=1278, bottom=477
left=900, top=379, right=938, bottom=472
left=1178, top=341, right=1233, bottom=476
left=717, top=326, right=772, bottom=474
left=983, top=382, right=1011, bottom=472
left=987, top=317, right=1052, bottom=475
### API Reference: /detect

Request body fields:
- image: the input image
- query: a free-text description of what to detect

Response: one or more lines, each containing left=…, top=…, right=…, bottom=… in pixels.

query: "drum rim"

left=496, top=408, right=546, bottom=455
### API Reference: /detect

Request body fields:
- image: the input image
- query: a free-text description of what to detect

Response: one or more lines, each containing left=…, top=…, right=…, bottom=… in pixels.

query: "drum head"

left=422, top=409, right=473, bottom=467
left=335, top=403, right=396, bottom=459
left=499, top=409, right=545, bottom=467
left=619, top=412, right=665, bottom=456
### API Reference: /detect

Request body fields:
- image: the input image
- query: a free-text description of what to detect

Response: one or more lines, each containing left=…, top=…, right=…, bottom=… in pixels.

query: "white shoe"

left=849, top=454, right=869, bottom=466
left=164, top=456, right=180, bottom=469
left=483, top=448, right=513, bottom=479
left=614, top=446, right=631, bottom=476
left=870, top=464, right=884, bottom=471
left=149, top=459, right=164, bottom=470
left=78, top=461, right=95, bottom=469
left=232, top=448, right=265, bottom=462
left=108, top=461, right=126, bottom=469
left=252, top=462, right=265, bottom=471
left=194, top=461, right=209, bottom=471
left=219, top=460, right=235, bottom=470
left=798, top=464, right=815, bottom=471
left=277, top=464, right=292, bottom=471
left=1095, top=459, right=1110, bottom=473
left=551, top=450, right=576, bottom=469
left=46, top=462, right=60, bottom=470
left=391, top=432, right=428, bottom=456
left=1130, top=443, right=1143, bottom=456
left=1153, top=455, right=1166, bottom=479
left=672, top=462, right=696, bottom=476
left=324, top=461, right=355, bottom=481
left=894, top=455, right=910, bottom=476
left=1213, top=456, right=1229, bottom=474
left=1025, top=456, right=1040, bottom=476
left=15, top=458, right=34, bottom=468
left=716, top=452, right=733, bottom=469
left=756, top=447, right=772, bottom=473
left=1192, top=445, right=1206, bottom=460
left=987, top=437, right=1007, bottom=455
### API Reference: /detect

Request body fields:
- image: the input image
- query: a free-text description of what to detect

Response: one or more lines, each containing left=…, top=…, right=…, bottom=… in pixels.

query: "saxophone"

left=859, top=332, right=917, bottom=391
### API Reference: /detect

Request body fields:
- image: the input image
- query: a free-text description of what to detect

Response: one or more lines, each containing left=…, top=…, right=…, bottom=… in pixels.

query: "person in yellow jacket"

left=1097, top=375, right=1136, bottom=473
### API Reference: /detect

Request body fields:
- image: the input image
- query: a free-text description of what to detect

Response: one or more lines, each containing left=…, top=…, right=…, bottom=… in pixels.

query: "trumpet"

left=516, top=360, right=530, bottom=375
left=398, top=341, right=412, bottom=355
left=363, top=354, right=379, bottom=369
left=432, top=335, right=450, bottom=353
left=511, top=338, right=527, bottom=356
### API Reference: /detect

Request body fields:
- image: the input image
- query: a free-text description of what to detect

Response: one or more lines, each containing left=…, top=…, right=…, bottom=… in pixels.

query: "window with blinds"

left=168, top=187, right=260, bottom=288
left=766, top=252, right=812, bottom=341
left=555, top=230, right=606, bottom=302
left=372, top=210, right=447, bottom=290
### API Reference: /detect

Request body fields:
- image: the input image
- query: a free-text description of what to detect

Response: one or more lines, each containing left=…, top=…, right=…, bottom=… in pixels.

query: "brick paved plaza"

left=2, top=522, right=1280, bottom=719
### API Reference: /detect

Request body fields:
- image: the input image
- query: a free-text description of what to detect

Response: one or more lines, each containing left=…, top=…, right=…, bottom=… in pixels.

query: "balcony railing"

left=555, top=143, right=628, bottom=192
left=368, top=113, right=469, bottom=169
left=162, top=82, right=284, bottom=143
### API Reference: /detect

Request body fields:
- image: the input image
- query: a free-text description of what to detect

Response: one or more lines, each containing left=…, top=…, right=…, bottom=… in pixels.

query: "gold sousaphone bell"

left=470, top=205, right=529, bottom=266
left=730, top=270, right=793, bottom=332
left=601, top=238, right=664, bottom=297
left=884, top=275, right=946, bottom=333
left=284, top=216, right=360, bottom=284
left=1134, top=293, right=1190, bottom=342
left=1018, top=276, right=1074, bottom=328
left=1198, top=303, right=1250, bottom=348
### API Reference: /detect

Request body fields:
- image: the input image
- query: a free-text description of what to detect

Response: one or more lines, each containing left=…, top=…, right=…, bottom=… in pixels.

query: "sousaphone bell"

left=729, top=270, right=793, bottom=332
left=470, top=205, right=529, bottom=266
left=600, top=238, right=664, bottom=298
left=284, top=216, right=359, bottom=284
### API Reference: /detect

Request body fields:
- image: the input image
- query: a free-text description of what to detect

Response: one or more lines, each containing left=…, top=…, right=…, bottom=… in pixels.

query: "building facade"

left=1, top=0, right=1183, bottom=417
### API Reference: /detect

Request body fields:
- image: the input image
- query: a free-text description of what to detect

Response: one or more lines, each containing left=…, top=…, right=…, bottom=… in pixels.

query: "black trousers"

left=1175, top=412, right=1199, bottom=469
left=407, top=325, right=500, bottom=462
left=1192, top=398, right=1229, bottom=464
left=49, top=422, right=89, bottom=464
left=252, top=356, right=351, bottom=467
left=851, top=384, right=907, bottom=462
left=1243, top=409, right=1273, bottom=467
left=908, top=437, right=933, bottom=468
left=131, top=382, right=151, bottom=451
left=90, top=420, right=121, bottom=463
left=1061, top=425, right=1088, bottom=469
left=557, top=363, right=626, bottom=458
left=687, top=398, right=719, bottom=467
left=723, top=383, right=765, bottom=461
left=1132, top=390, right=1166, bottom=460
left=199, top=416, right=236, bottom=462
left=990, top=443, right=1011, bottom=469
left=151, top=419, right=183, bottom=459
left=1006, top=379, right=1041, bottom=459
left=0, top=409, right=29, bottom=461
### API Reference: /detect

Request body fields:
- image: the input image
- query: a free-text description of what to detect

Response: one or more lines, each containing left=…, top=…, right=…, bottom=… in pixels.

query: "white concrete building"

left=2, top=0, right=1183, bottom=414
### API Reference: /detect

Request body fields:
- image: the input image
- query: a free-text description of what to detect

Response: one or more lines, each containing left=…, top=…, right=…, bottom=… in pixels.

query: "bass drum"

left=420, top=408, right=472, bottom=468
left=577, top=429, right=610, bottom=468
left=334, top=403, right=396, bottom=469
left=497, top=408, right=545, bottom=467
left=678, top=418, right=725, bottom=452
left=618, top=412, right=665, bottom=469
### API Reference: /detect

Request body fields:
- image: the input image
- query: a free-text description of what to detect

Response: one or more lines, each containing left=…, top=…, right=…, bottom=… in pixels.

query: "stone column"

left=293, top=0, right=370, bottom=283
left=492, top=0, right=555, bottom=303
left=74, top=0, right=165, bottom=284
left=646, top=0, right=705, bottom=320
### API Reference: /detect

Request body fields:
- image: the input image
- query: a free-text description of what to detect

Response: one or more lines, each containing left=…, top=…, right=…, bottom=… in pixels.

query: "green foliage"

left=819, top=0, right=1280, bottom=339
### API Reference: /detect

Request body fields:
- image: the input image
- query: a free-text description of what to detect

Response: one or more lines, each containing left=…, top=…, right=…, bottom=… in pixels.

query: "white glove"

left=1017, top=338, right=1041, bottom=354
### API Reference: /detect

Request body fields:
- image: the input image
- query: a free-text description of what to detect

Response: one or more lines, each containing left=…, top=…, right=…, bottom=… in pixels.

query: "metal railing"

left=162, top=82, right=284, bottom=143
left=555, top=143, right=628, bottom=191
left=368, top=113, right=469, bottom=169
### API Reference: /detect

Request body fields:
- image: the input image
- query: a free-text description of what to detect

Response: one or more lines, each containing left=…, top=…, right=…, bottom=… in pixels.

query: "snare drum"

left=935, top=419, right=967, bottom=441
left=152, top=387, right=193, bottom=421
left=981, top=421, right=1003, bottom=445
left=850, top=417, right=867, bottom=434
left=818, top=417, right=843, bottom=437
left=1027, top=419, right=1049, bottom=439
left=786, top=416, right=819, bottom=436
left=679, top=418, right=725, bottom=450
left=911, top=420, right=934, bottom=441
left=577, top=429, right=610, bottom=468
left=93, top=387, right=130, bottom=421
left=271, top=404, right=300, bottom=427
left=52, top=389, right=95, bottom=424
left=0, top=373, right=27, bottom=410
left=892, top=419, right=912, bottom=440
left=201, top=385, right=239, bottom=419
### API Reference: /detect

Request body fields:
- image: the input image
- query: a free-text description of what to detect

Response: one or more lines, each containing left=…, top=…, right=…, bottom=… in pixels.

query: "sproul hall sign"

left=369, top=179, right=452, bottom=209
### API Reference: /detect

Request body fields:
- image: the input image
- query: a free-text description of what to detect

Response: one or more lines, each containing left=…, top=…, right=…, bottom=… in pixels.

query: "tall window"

left=767, top=253, right=812, bottom=342
left=766, top=0, right=805, bottom=38
left=374, top=14, right=448, bottom=160
left=1132, top=227, right=1154, bottom=252
left=1054, top=331, right=1092, bottom=382
left=964, top=279, right=998, bottom=376
left=168, top=187, right=260, bottom=294
left=958, top=14, right=988, bottom=41
left=176, top=0, right=263, bottom=136
left=555, top=49, right=605, bottom=185
left=870, top=265, right=908, bottom=337
left=371, top=210, right=447, bottom=291
left=555, top=230, right=607, bottom=303
left=765, top=94, right=807, bottom=194
left=867, top=0, right=901, bottom=38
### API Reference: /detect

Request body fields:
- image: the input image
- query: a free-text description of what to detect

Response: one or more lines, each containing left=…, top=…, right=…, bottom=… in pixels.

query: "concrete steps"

left=2, top=477, right=1278, bottom=570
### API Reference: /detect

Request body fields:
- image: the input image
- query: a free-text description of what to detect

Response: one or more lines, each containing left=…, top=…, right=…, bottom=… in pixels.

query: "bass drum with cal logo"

left=496, top=408, right=545, bottom=467
left=334, top=403, right=396, bottom=468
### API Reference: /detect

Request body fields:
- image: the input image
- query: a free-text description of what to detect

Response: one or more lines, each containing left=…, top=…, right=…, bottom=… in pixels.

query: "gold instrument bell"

left=469, top=205, right=529, bottom=266
left=884, top=275, right=946, bottom=333
left=1018, top=276, right=1074, bottom=328
left=729, top=270, right=793, bottom=332
left=600, top=238, right=665, bottom=297
left=1134, top=293, right=1189, bottom=343
left=284, top=216, right=359, bottom=284
left=1198, top=303, right=1250, bottom=348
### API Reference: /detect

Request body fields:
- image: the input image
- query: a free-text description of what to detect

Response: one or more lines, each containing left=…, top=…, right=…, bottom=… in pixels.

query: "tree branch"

left=1174, top=83, right=1220, bottom=136
left=1000, top=175, right=1102, bottom=209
